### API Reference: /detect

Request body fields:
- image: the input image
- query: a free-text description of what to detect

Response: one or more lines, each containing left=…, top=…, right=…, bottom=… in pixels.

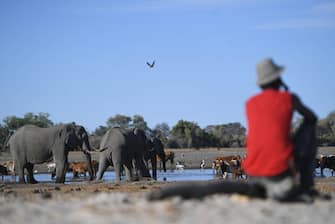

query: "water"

left=87, top=169, right=217, bottom=182
left=156, top=169, right=216, bottom=181
left=0, top=169, right=216, bottom=183
left=1, top=168, right=333, bottom=183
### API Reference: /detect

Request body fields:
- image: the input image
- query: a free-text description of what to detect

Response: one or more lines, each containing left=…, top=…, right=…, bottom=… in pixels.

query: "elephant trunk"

left=82, top=137, right=92, bottom=151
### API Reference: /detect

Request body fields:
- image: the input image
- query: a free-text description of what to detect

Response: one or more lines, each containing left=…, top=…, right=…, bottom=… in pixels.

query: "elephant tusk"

left=96, top=147, right=108, bottom=152
left=90, top=145, right=109, bottom=152
left=91, top=146, right=101, bottom=151
left=83, top=147, right=108, bottom=153
left=78, top=146, right=92, bottom=154
left=82, top=149, right=94, bottom=154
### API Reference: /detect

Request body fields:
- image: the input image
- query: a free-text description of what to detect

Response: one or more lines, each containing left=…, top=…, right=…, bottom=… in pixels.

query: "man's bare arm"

left=292, top=94, right=317, bottom=123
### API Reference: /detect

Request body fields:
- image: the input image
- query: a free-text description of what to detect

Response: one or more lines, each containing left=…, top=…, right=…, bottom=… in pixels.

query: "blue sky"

left=1, top=0, right=334, bottom=132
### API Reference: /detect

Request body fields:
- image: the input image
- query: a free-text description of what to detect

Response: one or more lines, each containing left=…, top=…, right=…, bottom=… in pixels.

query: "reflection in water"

left=1, top=168, right=333, bottom=183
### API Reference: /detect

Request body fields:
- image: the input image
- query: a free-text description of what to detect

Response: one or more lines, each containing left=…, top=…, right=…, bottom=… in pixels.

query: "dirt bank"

left=0, top=179, right=334, bottom=224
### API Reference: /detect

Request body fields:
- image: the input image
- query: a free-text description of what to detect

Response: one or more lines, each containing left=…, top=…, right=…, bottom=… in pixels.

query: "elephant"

left=7, top=123, right=94, bottom=184
left=96, top=127, right=151, bottom=181
left=144, top=137, right=166, bottom=180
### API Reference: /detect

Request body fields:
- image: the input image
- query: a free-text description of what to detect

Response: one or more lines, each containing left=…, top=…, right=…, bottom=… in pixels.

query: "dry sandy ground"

left=1, top=147, right=335, bottom=224
left=0, top=180, right=334, bottom=224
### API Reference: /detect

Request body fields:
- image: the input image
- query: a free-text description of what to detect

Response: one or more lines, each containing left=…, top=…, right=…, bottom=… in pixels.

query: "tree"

left=206, top=122, right=246, bottom=147
left=152, top=122, right=170, bottom=145
left=0, top=124, right=10, bottom=151
left=107, top=114, right=132, bottom=129
left=3, top=112, right=53, bottom=131
left=170, top=120, right=207, bottom=148
left=93, top=125, right=109, bottom=136
left=2, top=116, right=26, bottom=131
left=132, top=115, right=149, bottom=131
left=317, top=111, right=335, bottom=146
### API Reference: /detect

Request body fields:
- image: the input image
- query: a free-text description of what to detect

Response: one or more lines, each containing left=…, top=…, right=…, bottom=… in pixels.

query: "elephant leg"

left=123, top=161, right=133, bottom=181
left=55, top=161, right=66, bottom=183
left=132, top=159, right=139, bottom=178
left=142, top=159, right=151, bottom=178
left=162, top=160, right=167, bottom=173
left=54, top=151, right=68, bottom=183
left=114, top=162, right=122, bottom=182
left=13, top=158, right=26, bottom=184
left=51, top=168, right=56, bottom=179
left=26, top=163, right=38, bottom=184
left=84, top=153, right=93, bottom=181
left=96, top=157, right=109, bottom=180
left=133, top=158, right=141, bottom=178
left=151, top=157, right=157, bottom=180
left=61, top=159, right=69, bottom=183
left=135, top=157, right=150, bottom=178
left=15, top=160, right=25, bottom=184
left=112, top=151, right=123, bottom=182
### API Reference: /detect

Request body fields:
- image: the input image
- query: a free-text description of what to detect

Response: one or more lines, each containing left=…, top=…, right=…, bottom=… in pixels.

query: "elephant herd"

left=6, top=123, right=166, bottom=184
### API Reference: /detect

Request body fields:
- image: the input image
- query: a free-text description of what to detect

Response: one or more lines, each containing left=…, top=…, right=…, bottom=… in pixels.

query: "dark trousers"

left=293, top=120, right=317, bottom=192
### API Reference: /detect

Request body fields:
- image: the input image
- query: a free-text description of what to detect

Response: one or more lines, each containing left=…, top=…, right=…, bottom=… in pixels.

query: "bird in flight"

left=146, top=60, right=155, bottom=68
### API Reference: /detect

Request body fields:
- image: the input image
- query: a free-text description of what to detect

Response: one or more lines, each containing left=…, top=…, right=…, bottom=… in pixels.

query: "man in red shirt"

left=243, top=58, right=324, bottom=201
left=147, top=58, right=330, bottom=202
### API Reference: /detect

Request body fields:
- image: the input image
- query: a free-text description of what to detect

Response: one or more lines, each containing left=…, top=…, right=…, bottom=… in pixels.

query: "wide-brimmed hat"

left=256, top=58, right=284, bottom=86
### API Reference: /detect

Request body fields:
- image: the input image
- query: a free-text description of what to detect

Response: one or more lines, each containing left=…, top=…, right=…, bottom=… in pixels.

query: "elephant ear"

left=146, top=138, right=154, bottom=151
left=133, top=128, right=139, bottom=136
left=58, top=125, right=76, bottom=148
left=75, top=125, right=88, bottom=140
left=134, top=128, right=146, bottom=139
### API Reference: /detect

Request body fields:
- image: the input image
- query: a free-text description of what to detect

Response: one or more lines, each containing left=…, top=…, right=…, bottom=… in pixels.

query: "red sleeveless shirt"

left=242, top=90, right=293, bottom=176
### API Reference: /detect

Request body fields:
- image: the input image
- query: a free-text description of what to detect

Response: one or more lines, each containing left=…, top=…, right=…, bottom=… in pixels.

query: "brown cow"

left=0, top=161, right=16, bottom=181
left=68, top=160, right=99, bottom=178
left=2, top=161, right=14, bottom=175
left=69, top=161, right=88, bottom=178
left=157, top=151, right=175, bottom=170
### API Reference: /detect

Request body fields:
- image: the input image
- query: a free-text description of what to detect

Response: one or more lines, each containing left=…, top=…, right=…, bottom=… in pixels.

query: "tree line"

left=1, top=111, right=335, bottom=151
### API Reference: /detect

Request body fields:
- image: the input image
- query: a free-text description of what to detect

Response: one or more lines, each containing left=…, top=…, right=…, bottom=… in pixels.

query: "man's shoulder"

left=246, top=92, right=262, bottom=105
left=246, top=90, right=294, bottom=104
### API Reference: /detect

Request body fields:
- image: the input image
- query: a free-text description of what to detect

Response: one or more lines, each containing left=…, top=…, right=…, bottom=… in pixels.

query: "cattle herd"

left=316, top=155, right=335, bottom=176
left=212, top=154, right=335, bottom=179
left=1, top=152, right=335, bottom=182
left=211, top=155, right=245, bottom=179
